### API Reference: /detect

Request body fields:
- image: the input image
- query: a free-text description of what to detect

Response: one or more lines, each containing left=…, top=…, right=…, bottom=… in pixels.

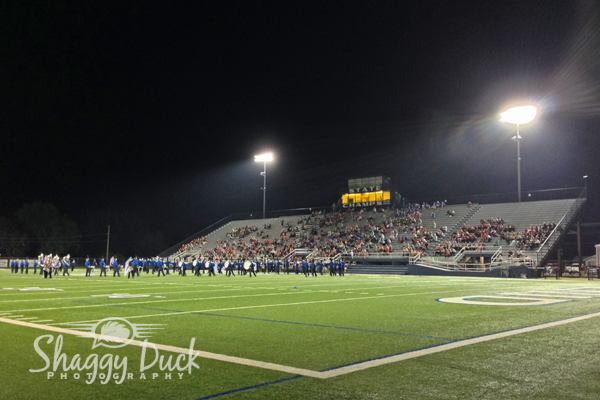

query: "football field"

left=0, top=269, right=599, bottom=400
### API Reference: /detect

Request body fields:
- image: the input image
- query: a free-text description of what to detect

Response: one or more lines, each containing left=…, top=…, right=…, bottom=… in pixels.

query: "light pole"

left=254, top=153, right=273, bottom=219
left=583, top=175, right=588, bottom=190
left=500, top=105, right=537, bottom=202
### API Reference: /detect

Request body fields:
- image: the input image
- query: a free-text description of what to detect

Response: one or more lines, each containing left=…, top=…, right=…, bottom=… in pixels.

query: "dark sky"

left=2, top=1, right=600, bottom=246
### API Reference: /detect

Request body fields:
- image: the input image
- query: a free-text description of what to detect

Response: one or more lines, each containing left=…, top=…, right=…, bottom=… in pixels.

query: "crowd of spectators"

left=170, top=202, right=558, bottom=263
left=177, top=236, right=207, bottom=255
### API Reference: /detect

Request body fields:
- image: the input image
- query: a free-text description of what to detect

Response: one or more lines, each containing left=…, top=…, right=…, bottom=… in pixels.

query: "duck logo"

left=66, top=317, right=164, bottom=349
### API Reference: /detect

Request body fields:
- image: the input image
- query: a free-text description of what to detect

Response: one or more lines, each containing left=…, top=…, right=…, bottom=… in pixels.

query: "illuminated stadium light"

left=254, top=153, right=273, bottom=162
left=500, top=105, right=537, bottom=125
left=254, top=153, right=274, bottom=218
left=500, top=105, right=538, bottom=203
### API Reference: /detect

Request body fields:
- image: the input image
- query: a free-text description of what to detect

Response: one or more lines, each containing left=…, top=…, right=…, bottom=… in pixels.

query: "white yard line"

left=0, top=317, right=323, bottom=379
left=52, top=289, right=464, bottom=325
left=320, top=311, right=600, bottom=378
left=0, top=283, right=459, bottom=306
left=495, top=292, right=594, bottom=299
left=3, top=310, right=599, bottom=380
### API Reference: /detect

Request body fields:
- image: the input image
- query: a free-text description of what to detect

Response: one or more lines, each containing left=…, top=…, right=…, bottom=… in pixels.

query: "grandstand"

left=160, top=189, right=587, bottom=276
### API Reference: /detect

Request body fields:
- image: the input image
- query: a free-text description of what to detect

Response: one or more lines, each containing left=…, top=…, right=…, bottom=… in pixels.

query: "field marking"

left=3, top=310, right=600, bottom=380
left=0, top=274, right=589, bottom=298
left=0, top=317, right=323, bottom=379
left=53, top=289, right=465, bottom=325
left=0, top=283, right=470, bottom=311
left=319, top=310, right=600, bottom=378
left=495, top=292, right=594, bottom=299
left=1, top=291, right=321, bottom=313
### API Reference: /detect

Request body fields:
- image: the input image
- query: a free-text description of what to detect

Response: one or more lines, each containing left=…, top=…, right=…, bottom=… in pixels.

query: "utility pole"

left=106, top=225, right=110, bottom=261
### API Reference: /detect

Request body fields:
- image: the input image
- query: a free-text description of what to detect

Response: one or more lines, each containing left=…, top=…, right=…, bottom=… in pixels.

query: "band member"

left=329, top=260, right=336, bottom=276
left=191, top=258, right=198, bottom=276
left=112, top=256, right=120, bottom=277
left=157, top=258, right=166, bottom=277
left=255, top=260, right=261, bottom=275
left=339, top=261, right=346, bottom=276
left=20, top=259, right=25, bottom=274
left=248, top=260, right=256, bottom=277
left=276, top=260, right=282, bottom=274
left=99, top=257, right=107, bottom=277
left=226, top=260, right=235, bottom=277
left=85, top=257, right=91, bottom=277
left=33, top=257, right=39, bottom=274
left=52, top=257, right=59, bottom=275
left=91, top=259, right=98, bottom=276
left=318, top=259, right=324, bottom=275
left=71, top=258, right=76, bottom=272
left=62, top=255, right=70, bottom=276
left=53, top=255, right=60, bottom=276
left=127, top=257, right=136, bottom=279
left=207, top=259, right=215, bottom=276
left=218, top=259, right=224, bottom=274
left=294, top=259, right=300, bottom=274
left=43, top=255, right=52, bottom=279
left=311, top=259, right=317, bottom=277
left=130, top=257, right=137, bottom=276
left=302, top=259, right=309, bottom=277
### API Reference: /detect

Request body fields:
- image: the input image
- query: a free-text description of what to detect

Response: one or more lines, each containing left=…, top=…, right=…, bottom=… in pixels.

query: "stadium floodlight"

left=500, top=106, right=537, bottom=125
left=583, top=175, right=588, bottom=189
left=254, top=153, right=273, bottom=163
left=254, top=153, right=273, bottom=219
left=501, top=105, right=537, bottom=203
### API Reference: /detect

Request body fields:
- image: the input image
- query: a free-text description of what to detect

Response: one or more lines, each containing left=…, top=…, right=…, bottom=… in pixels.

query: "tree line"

left=0, top=201, right=168, bottom=258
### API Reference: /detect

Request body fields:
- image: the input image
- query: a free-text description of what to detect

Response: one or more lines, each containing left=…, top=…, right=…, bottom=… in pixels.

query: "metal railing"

left=409, top=253, right=421, bottom=264
left=452, top=247, right=466, bottom=263
left=490, top=246, right=503, bottom=264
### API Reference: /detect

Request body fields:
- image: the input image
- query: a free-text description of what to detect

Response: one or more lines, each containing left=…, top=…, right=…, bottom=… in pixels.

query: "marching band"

left=8, top=254, right=347, bottom=279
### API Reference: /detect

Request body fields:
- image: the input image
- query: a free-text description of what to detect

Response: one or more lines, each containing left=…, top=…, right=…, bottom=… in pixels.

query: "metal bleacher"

left=460, top=199, right=576, bottom=260
left=168, top=215, right=311, bottom=259
left=421, top=198, right=583, bottom=269
left=161, top=190, right=586, bottom=274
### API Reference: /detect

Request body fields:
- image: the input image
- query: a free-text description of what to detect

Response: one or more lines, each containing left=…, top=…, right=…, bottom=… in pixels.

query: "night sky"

left=2, top=1, right=600, bottom=250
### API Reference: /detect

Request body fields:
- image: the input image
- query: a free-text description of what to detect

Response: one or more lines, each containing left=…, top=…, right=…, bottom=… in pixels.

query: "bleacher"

left=463, top=199, right=575, bottom=233
left=169, top=215, right=311, bottom=259
left=163, top=195, right=584, bottom=273
left=423, top=199, right=580, bottom=265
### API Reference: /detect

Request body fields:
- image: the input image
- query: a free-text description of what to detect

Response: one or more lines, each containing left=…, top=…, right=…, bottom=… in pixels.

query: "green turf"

left=0, top=269, right=599, bottom=399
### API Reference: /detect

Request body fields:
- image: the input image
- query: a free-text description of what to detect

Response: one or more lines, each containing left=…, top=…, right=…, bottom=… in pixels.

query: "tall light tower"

left=500, top=105, right=537, bottom=202
left=254, top=153, right=273, bottom=219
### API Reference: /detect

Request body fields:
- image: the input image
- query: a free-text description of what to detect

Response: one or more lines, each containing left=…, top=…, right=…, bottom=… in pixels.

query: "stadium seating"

left=164, top=197, right=583, bottom=273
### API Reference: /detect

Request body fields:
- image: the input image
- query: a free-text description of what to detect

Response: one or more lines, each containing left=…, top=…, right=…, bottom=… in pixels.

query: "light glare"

left=254, top=153, right=273, bottom=162
left=500, top=106, right=537, bottom=125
